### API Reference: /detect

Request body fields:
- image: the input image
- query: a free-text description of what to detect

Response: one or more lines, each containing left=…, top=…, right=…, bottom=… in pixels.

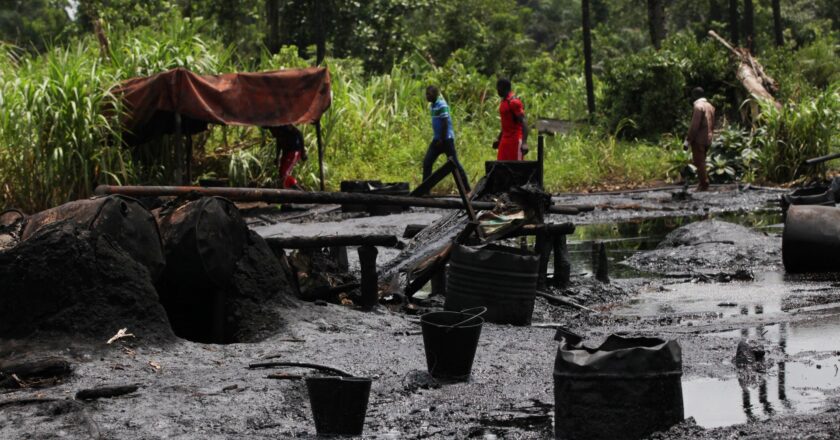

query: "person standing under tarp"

left=270, top=125, right=307, bottom=189
left=685, top=87, right=716, bottom=191
left=493, top=78, right=529, bottom=161
left=423, top=85, right=469, bottom=189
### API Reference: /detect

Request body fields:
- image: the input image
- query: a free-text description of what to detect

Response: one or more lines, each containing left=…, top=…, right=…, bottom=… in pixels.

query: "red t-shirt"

left=499, top=92, right=525, bottom=141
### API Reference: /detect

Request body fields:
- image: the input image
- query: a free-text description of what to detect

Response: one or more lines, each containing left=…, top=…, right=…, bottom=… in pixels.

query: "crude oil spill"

left=566, top=210, right=782, bottom=279
left=683, top=316, right=840, bottom=428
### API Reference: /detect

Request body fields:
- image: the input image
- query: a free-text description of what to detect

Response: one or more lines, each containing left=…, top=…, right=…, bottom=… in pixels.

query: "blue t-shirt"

left=431, top=97, right=455, bottom=140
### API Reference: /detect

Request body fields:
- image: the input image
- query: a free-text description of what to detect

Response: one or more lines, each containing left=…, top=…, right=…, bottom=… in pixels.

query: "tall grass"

left=755, top=83, right=840, bottom=182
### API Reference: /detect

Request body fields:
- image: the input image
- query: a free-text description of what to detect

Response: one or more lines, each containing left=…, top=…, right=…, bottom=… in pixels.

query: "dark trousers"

left=423, top=138, right=469, bottom=190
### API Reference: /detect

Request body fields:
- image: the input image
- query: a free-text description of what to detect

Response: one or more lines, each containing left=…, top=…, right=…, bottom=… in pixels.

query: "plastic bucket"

left=420, top=307, right=485, bottom=381
left=305, top=376, right=372, bottom=436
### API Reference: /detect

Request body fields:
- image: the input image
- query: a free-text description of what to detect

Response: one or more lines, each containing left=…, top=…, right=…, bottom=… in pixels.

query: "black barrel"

left=783, top=205, right=840, bottom=273
left=20, top=196, right=165, bottom=280
left=554, top=334, right=684, bottom=440
left=154, top=196, right=248, bottom=343
left=445, top=244, right=539, bottom=325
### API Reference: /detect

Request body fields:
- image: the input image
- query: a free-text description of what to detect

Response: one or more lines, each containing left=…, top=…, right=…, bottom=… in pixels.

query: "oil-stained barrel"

left=554, top=334, right=684, bottom=440
left=21, top=196, right=165, bottom=279
left=155, top=196, right=248, bottom=287
left=782, top=205, right=840, bottom=273
left=154, top=196, right=248, bottom=343
left=444, top=244, right=539, bottom=325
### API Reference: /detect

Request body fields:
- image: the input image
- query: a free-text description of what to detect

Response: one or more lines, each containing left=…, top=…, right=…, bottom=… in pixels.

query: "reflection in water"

left=683, top=318, right=840, bottom=428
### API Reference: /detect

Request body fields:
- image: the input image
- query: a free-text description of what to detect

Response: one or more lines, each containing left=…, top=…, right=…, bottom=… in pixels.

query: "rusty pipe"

left=94, top=185, right=582, bottom=215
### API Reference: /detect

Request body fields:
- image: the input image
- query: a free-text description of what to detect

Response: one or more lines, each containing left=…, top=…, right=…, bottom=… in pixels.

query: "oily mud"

left=2, top=186, right=839, bottom=439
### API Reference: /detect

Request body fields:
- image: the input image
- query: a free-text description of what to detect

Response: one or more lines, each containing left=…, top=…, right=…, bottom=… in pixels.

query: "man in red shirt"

left=493, top=78, right=529, bottom=160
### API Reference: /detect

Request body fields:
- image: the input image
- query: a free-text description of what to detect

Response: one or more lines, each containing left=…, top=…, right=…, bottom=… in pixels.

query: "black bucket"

left=554, top=334, right=684, bottom=440
left=306, top=376, right=372, bottom=436
left=420, top=307, right=485, bottom=381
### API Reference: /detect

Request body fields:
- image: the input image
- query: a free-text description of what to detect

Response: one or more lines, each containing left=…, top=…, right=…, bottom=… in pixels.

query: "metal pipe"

left=804, top=152, right=840, bottom=166
left=783, top=205, right=840, bottom=273
left=94, top=185, right=582, bottom=215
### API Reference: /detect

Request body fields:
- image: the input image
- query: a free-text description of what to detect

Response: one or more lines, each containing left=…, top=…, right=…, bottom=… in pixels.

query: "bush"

left=601, top=48, right=686, bottom=139
left=755, top=83, right=840, bottom=182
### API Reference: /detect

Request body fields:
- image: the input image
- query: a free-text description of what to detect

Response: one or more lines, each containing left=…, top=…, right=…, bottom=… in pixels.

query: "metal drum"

left=782, top=205, right=840, bottom=273
left=444, top=244, right=539, bottom=325
left=554, top=334, right=684, bottom=440
left=21, top=196, right=165, bottom=280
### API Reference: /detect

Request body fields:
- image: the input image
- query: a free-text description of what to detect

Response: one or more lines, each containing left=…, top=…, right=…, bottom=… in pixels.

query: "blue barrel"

left=444, top=244, right=539, bottom=325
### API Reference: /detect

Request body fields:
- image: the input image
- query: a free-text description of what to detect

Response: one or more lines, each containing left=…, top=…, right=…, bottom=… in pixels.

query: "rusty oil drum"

left=21, top=196, right=165, bottom=279
left=782, top=205, right=840, bottom=273
left=155, top=196, right=248, bottom=288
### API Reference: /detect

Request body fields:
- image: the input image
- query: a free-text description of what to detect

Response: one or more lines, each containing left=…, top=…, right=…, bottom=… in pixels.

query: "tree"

left=743, top=0, right=755, bottom=52
left=729, top=0, right=739, bottom=45
left=266, top=0, right=279, bottom=54
left=646, top=0, right=666, bottom=49
left=772, top=0, right=783, bottom=46
left=582, top=0, right=595, bottom=116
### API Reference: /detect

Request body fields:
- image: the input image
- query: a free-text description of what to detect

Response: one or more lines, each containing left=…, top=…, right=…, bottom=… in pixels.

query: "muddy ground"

left=2, top=184, right=840, bottom=439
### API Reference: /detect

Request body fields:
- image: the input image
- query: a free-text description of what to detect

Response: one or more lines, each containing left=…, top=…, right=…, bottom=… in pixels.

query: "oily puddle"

left=616, top=272, right=840, bottom=428
left=566, top=209, right=782, bottom=278
left=682, top=313, right=840, bottom=428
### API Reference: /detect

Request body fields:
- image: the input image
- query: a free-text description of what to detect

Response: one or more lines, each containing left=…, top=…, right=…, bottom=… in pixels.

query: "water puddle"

left=682, top=315, right=840, bottom=428
left=566, top=210, right=782, bottom=278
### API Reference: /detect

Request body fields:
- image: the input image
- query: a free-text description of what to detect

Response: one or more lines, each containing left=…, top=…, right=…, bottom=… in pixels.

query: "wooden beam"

left=410, top=160, right=456, bottom=197
left=265, top=234, right=399, bottom=249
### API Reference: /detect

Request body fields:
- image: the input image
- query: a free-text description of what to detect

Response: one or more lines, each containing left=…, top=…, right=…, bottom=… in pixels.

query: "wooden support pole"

left=537, top=134, right=545, bottom=189
left=185, top=134, right=193, bottom=184
left=551, top=234, right=571, bottom=288
left=265, top=234, right=398, bottom=250
left=450, top=157, right=482, bottom=239
left=596, top=242, right=609, bottom=283
left=536, top=232, right=552, bottom=290
left=174, top=113, right=183, bottom=185
left=316, top=120, right=325, bottom=191
left=357, top=245, right=379, bottom=309
left=410, top=160, right=456, bottom=197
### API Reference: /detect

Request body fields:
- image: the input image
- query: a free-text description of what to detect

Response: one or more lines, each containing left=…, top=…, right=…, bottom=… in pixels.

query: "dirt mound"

left=625, top=219, right=779, bottom=275
left=0, top=222, right=173, bottom=342
left=225, top=231, right=298, bottom=342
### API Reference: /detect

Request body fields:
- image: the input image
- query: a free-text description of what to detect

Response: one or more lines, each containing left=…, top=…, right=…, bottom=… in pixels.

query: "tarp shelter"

left=112, top=67, right=332, bottom=188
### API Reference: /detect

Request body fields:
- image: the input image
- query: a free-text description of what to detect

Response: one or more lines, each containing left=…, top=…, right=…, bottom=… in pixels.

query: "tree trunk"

left=647, top=0, right=666, bottom=49
left=729, top=0, right=740, bottom=46
left=266, top=0, right=280, bottom=54
left=582, top=0, right=596, bottom=117
left=743, top=0, right=755, bottom=53
left=772, top=0, right=783, bottom=46
left=314, top=0, right=326, bottom=65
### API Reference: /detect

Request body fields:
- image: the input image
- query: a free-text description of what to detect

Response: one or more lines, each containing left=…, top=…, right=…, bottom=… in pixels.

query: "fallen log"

left=265, top=234, right=398, bottom=249
left=75, top=385, right=139, bottom=401
left=708, top=30, right=781, bottom=109
left=94, top=185, right=582, bottom=215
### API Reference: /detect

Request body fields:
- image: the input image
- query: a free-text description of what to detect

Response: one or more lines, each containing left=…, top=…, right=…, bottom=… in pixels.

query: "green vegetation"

left=0, top=1, right=838, bottom=212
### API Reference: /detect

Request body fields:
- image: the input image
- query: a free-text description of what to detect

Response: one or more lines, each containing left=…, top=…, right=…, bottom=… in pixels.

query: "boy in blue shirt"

left=424, top=86, right=469, bottom=190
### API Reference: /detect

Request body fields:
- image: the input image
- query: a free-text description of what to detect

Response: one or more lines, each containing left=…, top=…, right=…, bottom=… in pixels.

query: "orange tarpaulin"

left=113, top=67, right=331, bottom=144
